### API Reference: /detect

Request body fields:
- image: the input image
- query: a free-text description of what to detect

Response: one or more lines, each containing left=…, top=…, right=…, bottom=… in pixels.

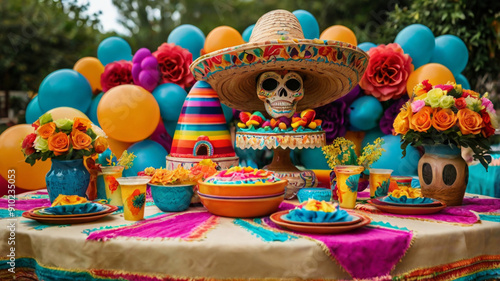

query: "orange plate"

left=198, top=179, right=287, bottom=197
left=22, top=205, right=118, bottom=224
left=28, top=204, right=114, bottom=218
left=367, top=199, right=446, bottom=215
left=270, top=211, right=371, bottom=234
left=199, top=193, right=283, bottom=218
left=280, top=212, right=362, bottom=226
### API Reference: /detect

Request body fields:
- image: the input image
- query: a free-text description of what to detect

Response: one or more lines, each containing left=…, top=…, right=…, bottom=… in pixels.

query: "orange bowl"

left=198, top=193, right=284, bottom=218
left=197, top=179, right=287, bottom=197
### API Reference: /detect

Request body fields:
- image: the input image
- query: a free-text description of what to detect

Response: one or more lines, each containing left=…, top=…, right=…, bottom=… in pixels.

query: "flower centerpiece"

left=21, top=113, right=108, bottom=202
left=393, top=80, right=498, bottom=205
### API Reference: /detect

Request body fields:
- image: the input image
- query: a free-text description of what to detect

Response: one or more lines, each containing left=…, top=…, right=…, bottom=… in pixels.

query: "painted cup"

left=391, top=176, right=413, bottom=188
left=369, top=169, right=393, bottom=198
left=97, top=166, right=124, bottom=206
left=116, top=176, right=151, bottom=221
left=333, top=165, right=364, bottom=209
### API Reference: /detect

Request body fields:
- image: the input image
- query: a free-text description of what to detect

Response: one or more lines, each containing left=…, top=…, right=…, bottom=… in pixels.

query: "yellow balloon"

left=204, top=26, right=245, bottom=53
left=406, top=63, right=456, bottom=97
left=320, top=25, right=357, bottom=46
left=46, top=107, right=90, bottom=121
left=97, top=85, right=160, bottom=142
left=107, top=137, right=134, bottom=159
left=0, top=124, right=51, bottom=190
left=74, top=57, right=105, bottom=95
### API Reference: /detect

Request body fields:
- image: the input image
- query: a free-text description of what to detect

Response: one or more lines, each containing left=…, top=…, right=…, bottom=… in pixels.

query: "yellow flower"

left=424, top=88, right=444, bottom=108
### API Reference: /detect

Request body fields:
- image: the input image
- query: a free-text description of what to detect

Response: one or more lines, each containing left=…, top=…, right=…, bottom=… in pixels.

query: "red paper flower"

left=153, top=43, right=195, bottom=89
left=359, top=43, right=414, bottom=101
left=101, top=61, right=133, bottom=92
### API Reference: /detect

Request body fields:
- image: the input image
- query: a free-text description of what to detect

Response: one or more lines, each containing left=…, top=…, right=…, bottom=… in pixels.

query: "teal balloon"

left=300, top=147, right=330, bottom=170
left=152, top=83, right=187, bottom=122
left=242, top=24, right=255, bottom=42
left=87, top=92, right=103, bottom=126
left=221, top=104, right=233, bottom=124
left=361, top=128, right=384, bottom=148
left=292, top=10, right=320, bottom=39
left=455, top=73, right=470, bottom=90
left=97, top=37, right=132, bottom=65
left=349, top=96, right=383, bottom=131
left=25, top=96, right=43, bottom=124
left=430, top=35, right=468, bottom=75
left=358, top=42, right=376, bottom=52
left=395, top=24, right=435, bottom=69
left=122, top=140, right=168, bottom=177
left=164, top=120, right=177, bottom=138
left=38, top=69, right=93, bottom=113
left=370, top=134, right=419, bottom=176
left=168, top=24, right=205, bottom=59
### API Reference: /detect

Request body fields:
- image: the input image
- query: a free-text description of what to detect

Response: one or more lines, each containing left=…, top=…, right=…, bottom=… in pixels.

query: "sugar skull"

left=257, top=71, right=304, bottom=118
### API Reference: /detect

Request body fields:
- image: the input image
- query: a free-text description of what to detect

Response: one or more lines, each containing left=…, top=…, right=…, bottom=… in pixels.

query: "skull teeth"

left=269, top=101, right=292, bottom=108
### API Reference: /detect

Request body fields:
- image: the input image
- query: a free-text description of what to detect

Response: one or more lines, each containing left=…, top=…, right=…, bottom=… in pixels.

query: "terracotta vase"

left=418, top=145, right=468, bottom=206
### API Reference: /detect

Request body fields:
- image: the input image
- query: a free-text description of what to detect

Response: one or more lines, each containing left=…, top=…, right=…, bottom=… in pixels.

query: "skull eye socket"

left=285, top=79, right=301, bottom=91
left=262, top=78, right=278, bottom=91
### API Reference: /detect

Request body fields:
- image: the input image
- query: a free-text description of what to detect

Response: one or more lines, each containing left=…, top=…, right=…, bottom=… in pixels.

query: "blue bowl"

left=297, top=188, right=332, bottom=203
left=149, top=183, right=194, bottom=212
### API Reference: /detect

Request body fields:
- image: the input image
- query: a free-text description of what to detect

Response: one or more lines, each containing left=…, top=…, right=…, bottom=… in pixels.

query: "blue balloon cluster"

left=358, top=42, right=376, bottom=52
left=394, top=24, right=435, bottom=69
left=97, top=37, right=133, bottom=65
left=368, top=135, right=419, bottom=176
left=430, top=35, right=468, bottom=75
left=87, top=92, right=104, bottom=127
left=123, top=140, right=168, bottom=177
left=167, top=25, right=205, bottom=60
left=292, top=10, right=320, bottom=39
left=25, top=96, right=43, bottom=124
left=349, top=96, right=383, bottom=131
left=242, top=24, right=255, bottom=42
left=455, top=73, right=470, bottom=90
left=152, top=83, right=187, bottom=136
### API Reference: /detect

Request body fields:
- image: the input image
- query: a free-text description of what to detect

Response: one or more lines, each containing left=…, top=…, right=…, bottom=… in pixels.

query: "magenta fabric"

left=87, top=211, right=216, bottom=241
left=0, top=198, right=51, bottom=211
left=272, top=202, right=412, bottom=279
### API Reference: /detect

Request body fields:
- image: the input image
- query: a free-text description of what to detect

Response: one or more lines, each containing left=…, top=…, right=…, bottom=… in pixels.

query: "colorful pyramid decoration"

left=170, top=81, right=236, bottom=158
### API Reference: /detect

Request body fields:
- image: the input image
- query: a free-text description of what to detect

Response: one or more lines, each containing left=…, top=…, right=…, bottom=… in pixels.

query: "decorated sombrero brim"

left=190, top=10, right=369, bottom=113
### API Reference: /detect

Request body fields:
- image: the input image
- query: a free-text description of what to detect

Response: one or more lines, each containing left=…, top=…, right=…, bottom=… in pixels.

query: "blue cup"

left=149, top=183, right=194, bottom=212
left=297, top=188, right=332, bottom=203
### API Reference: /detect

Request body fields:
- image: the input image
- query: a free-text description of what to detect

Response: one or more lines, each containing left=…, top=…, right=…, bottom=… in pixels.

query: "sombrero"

left=190, top=9, right=369, bottom=113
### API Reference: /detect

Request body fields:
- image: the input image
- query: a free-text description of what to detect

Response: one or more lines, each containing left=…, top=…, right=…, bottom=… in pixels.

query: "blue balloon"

left=38, top=69, right=93, bottom=113
left=430, top=35, right=468, bottom=75
left=300, top=147, right=330, bottom=170
left=123, top=140, right=168, bottom=177
left=370, top=134, right=420, bottom=176
left=394, top=24, right=435, bottom=69
left=87, top=92, right=103, bottom=126
left=358, top=42, right=377, bottom=52
left=25, top=96, right=44, bottom=124
left=455, top=73, right=471, bottom=90
left=221, top=104, right=233, bottom=124
left=97, top=37, right=132, bottom=65
left=242, top=24, right=255, bottom=42
left=168, top=24, right=205, bottom=60
left=292, top=10, right=320, bottom=39
left=152, top=83, right=187, bottom=122
left=164, top=120, right=177, bottom=137
left=361, top=128, right=384, bottom=148
left=349, top=96, right=383, bottom=131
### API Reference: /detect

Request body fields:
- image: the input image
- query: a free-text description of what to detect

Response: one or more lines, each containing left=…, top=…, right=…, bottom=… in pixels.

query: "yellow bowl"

left=197, top=179, right=287, bottom=197
left=198, top=193, right=284, bottom=218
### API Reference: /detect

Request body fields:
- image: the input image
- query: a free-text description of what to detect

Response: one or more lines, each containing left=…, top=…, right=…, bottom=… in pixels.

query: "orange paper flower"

left=457, top=108, right=483, bottom=135
left=48, top=132, right=70, bottom=156
left=431, top=108, right=457, bottom=131
left=73, top=118, right=92, bottom=132
left=410, top=106, right=433, bottom=132
left=37, top=122, right=56, bottom=139
left=71, top=130, right=92, bottom=150
left=93, top=137, right=108, bottom=154
left=393, top=110, right=410, bottom=135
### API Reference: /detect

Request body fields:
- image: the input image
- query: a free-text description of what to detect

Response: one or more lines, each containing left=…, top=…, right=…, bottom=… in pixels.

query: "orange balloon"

left=107, top=137, right=134, bottom=159
left=74, top=57, right=105, bottom=94
left=320, top=25, right=357, bottom=46
left=204, top=26, right=245, bottom=53
left=0, top=124, right=51, bottom=190
left=46, top=107, right=90, bottom=121
left=406, top=63, right=456, bottom=97
left=97, top=85, right=160, bottom=142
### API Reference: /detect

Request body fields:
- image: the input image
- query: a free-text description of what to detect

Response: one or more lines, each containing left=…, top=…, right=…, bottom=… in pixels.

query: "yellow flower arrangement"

left=322, top=137, right=385, bottom=170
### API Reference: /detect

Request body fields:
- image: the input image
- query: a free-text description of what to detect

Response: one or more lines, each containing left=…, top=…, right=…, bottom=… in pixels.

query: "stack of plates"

left=22, top=203, right=118, bottom=224
left=368, top=197, right=446, bottom=215
left=270, top=210, right=371, bottom=234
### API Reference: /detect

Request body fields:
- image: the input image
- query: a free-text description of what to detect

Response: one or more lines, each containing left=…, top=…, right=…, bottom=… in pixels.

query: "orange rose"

left=93, top=137, right=108, bottom=153
left=37, top=122, right=56, bottom=139
left=48, top=132, right=70, bottom=156
left=457, top=108, right=483, bottom=135
left=71, top=130, right=92, bottom=150
left=431, top=108, right=457, bottom=131
left=411, top=106, right=433, bottom=132
left=73, top=118, right=92, bottom=132
left=393, top=109, right=410, bottom=135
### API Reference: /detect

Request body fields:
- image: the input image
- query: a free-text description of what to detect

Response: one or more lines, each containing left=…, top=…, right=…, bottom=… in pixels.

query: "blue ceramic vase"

left=150, top=184, right=194, bottom=212
left=45, top=159, right=90, bottom=203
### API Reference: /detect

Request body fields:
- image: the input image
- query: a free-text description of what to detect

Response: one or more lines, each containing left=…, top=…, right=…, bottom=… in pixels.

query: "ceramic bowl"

left=149, top=183, right=194, bottom=212
left=197, top=179, right=287, bottom=197
left=297, top=187, right=332, bottom=203
left=198, top=192, right=284, bottom=218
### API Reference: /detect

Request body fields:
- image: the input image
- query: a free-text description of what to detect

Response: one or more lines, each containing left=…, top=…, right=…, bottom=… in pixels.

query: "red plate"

left=270, top=211, right=371, bottom=234
left=22, top=205, right=118, bottom=224
left=280, top=211, right=362, bottom=226
left=368, top=199, right=446, bottom=215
